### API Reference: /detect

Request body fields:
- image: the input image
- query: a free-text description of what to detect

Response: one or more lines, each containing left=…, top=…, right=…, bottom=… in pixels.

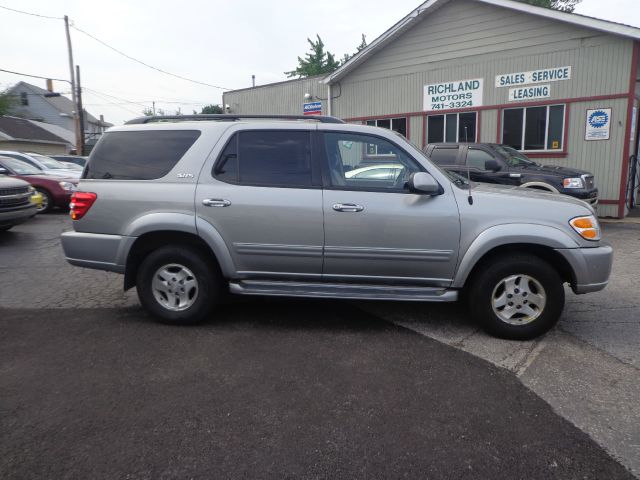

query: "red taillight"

left=69, top=192, right=97, bottom=220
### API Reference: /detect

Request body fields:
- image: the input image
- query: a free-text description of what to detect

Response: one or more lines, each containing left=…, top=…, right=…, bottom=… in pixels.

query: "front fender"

left=452, top=223, right=580, bottom=288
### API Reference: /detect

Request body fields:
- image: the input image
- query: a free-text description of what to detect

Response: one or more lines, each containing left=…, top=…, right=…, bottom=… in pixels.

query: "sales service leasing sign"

left=495, top=66, right=572, bottom=88
left=496, top=66, right=571, bottom=102
left=423, top=78, right=483, bottom=112
left=585, top=108, right=611, bottom=141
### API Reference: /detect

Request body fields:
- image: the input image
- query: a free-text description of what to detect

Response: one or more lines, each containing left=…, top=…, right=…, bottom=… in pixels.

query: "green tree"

left=517, top=0, right=581, bottom=12
left=200, top=104, right=224, bottom=114
left=285, top=35, right=342, bottom=78
left=0, top=89, right=16, bottom=116
left=341, top=34, right=368, bottom=65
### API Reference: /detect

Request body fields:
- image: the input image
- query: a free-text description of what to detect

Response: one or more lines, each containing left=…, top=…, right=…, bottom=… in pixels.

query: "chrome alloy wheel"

left=491, top=274, right=547, bottom=325
left=151, top=263, right=199, bottom=311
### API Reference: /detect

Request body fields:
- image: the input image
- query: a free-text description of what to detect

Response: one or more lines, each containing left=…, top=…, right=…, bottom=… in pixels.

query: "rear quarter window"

left=84, top=130, right=201, bottom=180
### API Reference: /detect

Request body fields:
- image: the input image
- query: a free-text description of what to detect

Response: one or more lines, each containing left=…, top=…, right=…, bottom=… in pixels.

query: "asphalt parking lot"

left=1, top=212, right=639, bottom=479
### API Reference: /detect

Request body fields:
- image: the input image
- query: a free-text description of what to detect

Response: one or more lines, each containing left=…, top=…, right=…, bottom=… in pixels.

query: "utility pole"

left=76, top=65, right=85, bottom=156
left=152, top=101, right=156, bottom=115
left=64, top=15, right=81, bottom=154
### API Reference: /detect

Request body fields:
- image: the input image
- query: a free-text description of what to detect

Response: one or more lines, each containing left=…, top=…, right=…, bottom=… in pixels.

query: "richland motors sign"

left=423, top=78, right=483, bottom=112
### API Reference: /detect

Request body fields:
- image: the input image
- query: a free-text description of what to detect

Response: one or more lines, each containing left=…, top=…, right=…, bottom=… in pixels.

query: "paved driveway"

left=0, top=213, right=638, bottom=478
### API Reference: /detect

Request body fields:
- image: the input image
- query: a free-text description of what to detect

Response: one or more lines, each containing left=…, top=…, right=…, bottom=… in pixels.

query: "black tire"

left=35, top=188, right=52, bottom=213
left=467, top=254, right=565, bottom=340
left=136, top=245, right=221, bottom=325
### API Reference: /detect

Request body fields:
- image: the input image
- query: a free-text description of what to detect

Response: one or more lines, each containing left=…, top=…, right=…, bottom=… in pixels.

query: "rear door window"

left=214, top=130, right=313, bottom=188
left=428, top=147, right=460, bottom=166
left=84, top=130, right=201, bottom=180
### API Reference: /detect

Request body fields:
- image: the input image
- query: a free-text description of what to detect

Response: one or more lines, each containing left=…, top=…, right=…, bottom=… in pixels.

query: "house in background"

left=7, top=81, right=112, bottom=151
left=0, top=116, right=72, bottom=154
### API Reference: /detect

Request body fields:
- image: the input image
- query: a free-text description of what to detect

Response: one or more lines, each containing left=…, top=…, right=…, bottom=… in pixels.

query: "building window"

left=366, top=117, right=407, bottom=138
left=365, top=117, right=407, bottom=155
left=427, top=112, right=477, bottom=144
left=502, top=104, right=565, bottom=151
left=20, top=92, right=28, bottom=106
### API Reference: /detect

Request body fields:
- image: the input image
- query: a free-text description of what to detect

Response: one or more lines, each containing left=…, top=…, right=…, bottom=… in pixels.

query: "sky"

left=1, top=0, right=639, bottom=126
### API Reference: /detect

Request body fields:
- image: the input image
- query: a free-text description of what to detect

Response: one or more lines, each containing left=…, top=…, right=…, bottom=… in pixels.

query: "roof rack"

left=125, top=114, right=345, bottom=125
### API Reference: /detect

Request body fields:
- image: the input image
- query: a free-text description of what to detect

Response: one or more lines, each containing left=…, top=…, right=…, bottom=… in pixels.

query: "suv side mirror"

left=485, top=159, right=501, bottom=172
left=408, top=172, right=441, bottom=195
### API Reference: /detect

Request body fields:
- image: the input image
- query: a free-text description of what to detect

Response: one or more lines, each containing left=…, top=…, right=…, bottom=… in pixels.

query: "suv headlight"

left=563, top=177, right=584, bottom=189
left=59, top=181, right=77, bottom=192
left=569, top=215, right=601, bottom=241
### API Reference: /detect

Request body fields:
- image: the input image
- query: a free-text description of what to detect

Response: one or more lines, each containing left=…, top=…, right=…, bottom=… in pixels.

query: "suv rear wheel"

left=136, top=245, right=221, bottom=325
left=467, top=254, right=565, bottom=340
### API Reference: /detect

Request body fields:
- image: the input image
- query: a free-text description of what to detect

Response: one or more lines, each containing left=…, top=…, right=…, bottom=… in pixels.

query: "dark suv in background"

left=425, top=143, right=598, bottom=205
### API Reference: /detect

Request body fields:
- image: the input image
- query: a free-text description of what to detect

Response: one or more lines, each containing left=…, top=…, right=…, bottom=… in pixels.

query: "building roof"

left=8, top=81, right=112, bottom=127
left=323, top=0, right=640, bottom=84
left=29, top=120, right=75, bottom=144
left=0, top=116, right=69, bottom=145
left=226, top=75, right=326, bottom=94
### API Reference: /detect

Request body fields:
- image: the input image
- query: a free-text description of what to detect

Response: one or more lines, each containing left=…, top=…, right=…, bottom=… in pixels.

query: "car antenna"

left=464, top=125, right=473, bottom=205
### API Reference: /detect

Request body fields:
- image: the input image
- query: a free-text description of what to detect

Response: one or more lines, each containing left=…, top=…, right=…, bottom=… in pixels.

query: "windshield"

left=0, top=157, right=42, bottom=175
left=493, top=145, right=539, bottom=167
left=30, top=153, right=71, bottom=169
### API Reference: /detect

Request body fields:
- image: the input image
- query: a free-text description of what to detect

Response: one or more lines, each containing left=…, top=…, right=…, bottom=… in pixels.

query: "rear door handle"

left=202, top=198, right=231, bottom=207
left=332, top=203, right=364, bottom=212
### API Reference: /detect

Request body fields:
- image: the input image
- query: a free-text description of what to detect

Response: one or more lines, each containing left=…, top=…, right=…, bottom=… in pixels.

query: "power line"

left=0, top=67, right=214, bottom=111
left=83, top=87, right=149, bottom=109
left=88, top=87, right=214, bottom=104
left=0, top=4, right=61, bottom=20
left=0, top=68, right=68, bottom=83
left=70, top=24, right=232, bottom=91
left=0, top=3, right=233, bottom=92
left=82, top=89, right=142, bottom=116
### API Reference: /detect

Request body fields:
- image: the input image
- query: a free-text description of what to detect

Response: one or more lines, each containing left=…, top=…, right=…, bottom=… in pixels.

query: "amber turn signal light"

left=569, top=215, right=600, bottom=241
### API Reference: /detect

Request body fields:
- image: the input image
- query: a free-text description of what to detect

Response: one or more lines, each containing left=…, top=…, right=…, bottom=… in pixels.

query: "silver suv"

left=61, top=115, right=613, bottom=339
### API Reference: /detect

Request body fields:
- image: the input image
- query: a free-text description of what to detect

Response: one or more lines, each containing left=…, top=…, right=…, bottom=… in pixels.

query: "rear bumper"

left=0, top=204, right=37, bottom=227
left=555, top=243, right=613, bottom=294
left=61, top=230, right=134, bottom=273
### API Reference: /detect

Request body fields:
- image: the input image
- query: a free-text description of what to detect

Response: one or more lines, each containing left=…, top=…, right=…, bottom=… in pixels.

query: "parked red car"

left=0, top=156, right=78, bottom=213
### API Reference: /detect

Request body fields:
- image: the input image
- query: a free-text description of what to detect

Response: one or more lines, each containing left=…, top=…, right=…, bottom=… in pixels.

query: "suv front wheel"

left=467, top=254, right=565, bottom=340
left=136, top=245, right=220, bottom=325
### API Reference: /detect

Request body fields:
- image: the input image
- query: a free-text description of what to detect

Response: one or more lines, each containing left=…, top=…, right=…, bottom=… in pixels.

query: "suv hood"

left=472, top=182, right=594, bottom=212
left=0, top=175, right=30, bottom=188
left=517, top=163, right=591, bottom=177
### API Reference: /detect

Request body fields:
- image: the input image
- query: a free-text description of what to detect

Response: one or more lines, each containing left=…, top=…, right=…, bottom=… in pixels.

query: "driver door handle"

left=332, top=203, right=364, bottom=212
left=202, top=198, right=231, bottom=207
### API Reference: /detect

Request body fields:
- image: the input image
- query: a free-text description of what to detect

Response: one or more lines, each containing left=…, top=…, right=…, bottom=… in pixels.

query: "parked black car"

left=424, top=143, right=598, bottom=205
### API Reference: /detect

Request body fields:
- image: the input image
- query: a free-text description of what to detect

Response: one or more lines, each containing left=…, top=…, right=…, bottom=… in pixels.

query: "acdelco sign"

left=423, top=78, right=484, bottom=112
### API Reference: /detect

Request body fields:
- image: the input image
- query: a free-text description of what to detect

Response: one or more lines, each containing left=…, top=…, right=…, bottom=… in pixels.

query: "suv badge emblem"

left=177, top=173, right=194, bottom=178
